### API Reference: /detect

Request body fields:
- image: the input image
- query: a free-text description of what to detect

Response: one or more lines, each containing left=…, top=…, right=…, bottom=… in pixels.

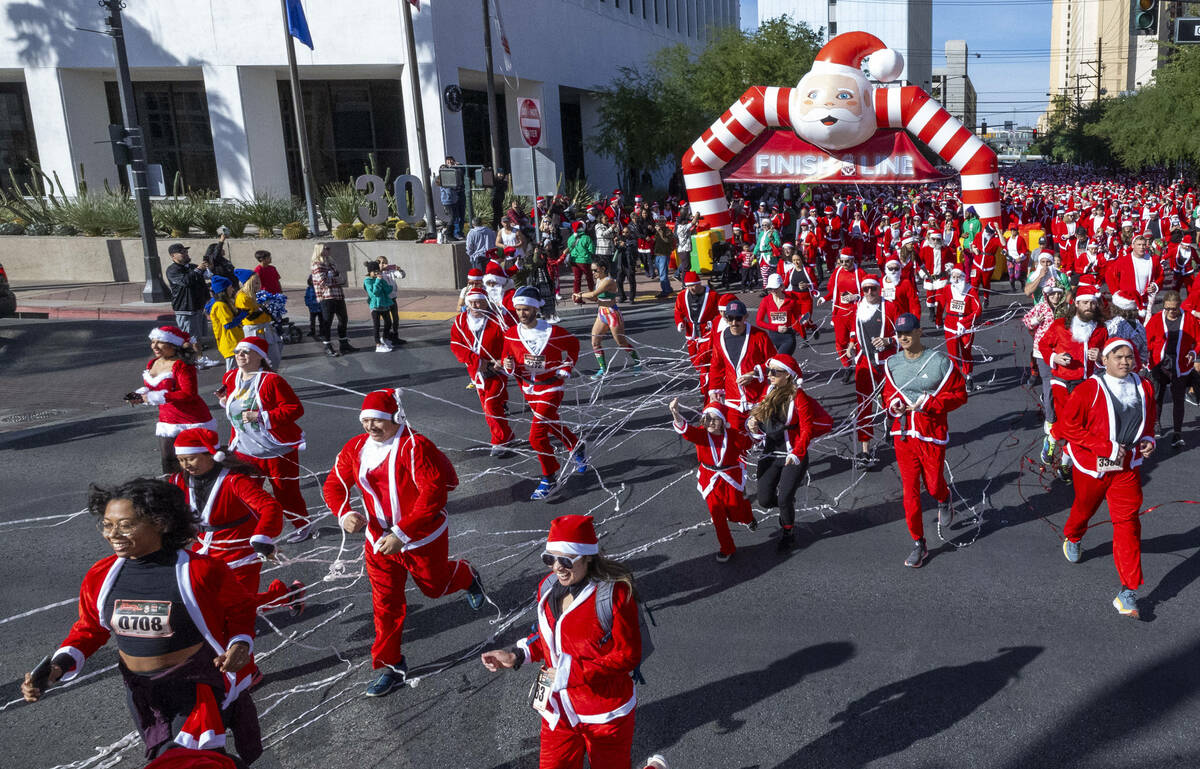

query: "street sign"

left=1176, top=17, right=1200, bottom=43
left=518, top=97, right=542, bottom=147
left=508, top=148, right=556, bottom=195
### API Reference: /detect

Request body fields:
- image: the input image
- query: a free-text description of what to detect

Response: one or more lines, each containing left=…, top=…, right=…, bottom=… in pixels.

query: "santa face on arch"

left=792, top=68, right=877, bottom=150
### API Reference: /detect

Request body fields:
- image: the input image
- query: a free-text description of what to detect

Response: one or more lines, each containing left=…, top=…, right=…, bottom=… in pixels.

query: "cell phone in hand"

left=29, top=655, right=53, bottom=690
left=123, top=392, right=140, bottom=402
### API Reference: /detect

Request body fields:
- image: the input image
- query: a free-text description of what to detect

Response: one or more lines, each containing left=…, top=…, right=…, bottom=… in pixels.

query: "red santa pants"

left=832, top=310, right=854, bottom=367
left=474, top=374, right=514, bottom=446
left=539, top=711, right=635, bottom=769
left=1063, top=468, right=1144, bottom=590
left=893, top=436, right=949, bottom=541
left=233, top=561, right=290, bottom=611
left=793, top=294, right=814, bottom=339
left=854, top=361, right=884, bottom=442
left=944, top=331, right=975, bottom=377
left=703, top=481, right=754, bottom=556
left=363, top=533, right=475, bottom=668
left=236, top=450, right=309, bottom=529
left=970, top=266, right=992, bottom=299
left=525, top=391, right=580, bottom=477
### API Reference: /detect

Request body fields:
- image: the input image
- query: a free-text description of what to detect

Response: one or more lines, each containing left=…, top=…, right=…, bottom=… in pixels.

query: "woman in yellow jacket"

left=209, top=274, right=245, bottom=370
left=234, top=268, right=282, bottom=369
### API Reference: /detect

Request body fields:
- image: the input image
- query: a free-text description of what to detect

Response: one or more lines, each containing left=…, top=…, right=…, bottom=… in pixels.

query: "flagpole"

left=481, top=0, right=502, bottom=174
left=281, top=0, right=320, bottom=235
left=400, top=0, right=438, bottom=239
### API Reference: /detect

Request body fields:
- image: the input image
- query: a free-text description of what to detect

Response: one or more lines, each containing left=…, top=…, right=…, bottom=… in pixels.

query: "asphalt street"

left=3, top=286, right=1200, bottom=769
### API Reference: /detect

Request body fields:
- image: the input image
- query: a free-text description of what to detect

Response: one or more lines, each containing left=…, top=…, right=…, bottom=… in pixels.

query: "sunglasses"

left=767, top=368, right=790, bottom=377
left=542, top=552, right=585, bottom=569
left=725, top=315, right=745, bottom=321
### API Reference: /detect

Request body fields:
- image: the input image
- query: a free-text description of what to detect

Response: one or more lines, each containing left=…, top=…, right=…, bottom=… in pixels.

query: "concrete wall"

left=1, top=236, right=468, bottom=291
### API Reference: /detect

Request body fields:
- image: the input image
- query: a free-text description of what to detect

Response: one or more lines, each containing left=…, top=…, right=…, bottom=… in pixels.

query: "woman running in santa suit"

left=218, top=336, right=313, bottom=543
left=450, top=286, right=515, bottom=456
left=755, top=274, right=803, bottom=355
left=127, top=326, right=216, bottom=475
left=22, top=478, right=263, bottom=765
left=573, top=260, right=643, bottom=378
left=170, top=428, right=304, bottom=615
left=481, top=514, right=666, bottom=769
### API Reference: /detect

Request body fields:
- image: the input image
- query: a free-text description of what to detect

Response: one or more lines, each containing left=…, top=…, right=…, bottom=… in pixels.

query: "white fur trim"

left=174, top=446, right=212, bottom=455
left=1102, top=338, right=1133, bottom=357
left=544, top=540, right=599, bottom=556
left=359, top=409, right=394, bottom=421
left=52, top=646, right=86, bottom=682
left=512, top=294, right=543, bottom=308
left=149, top=328, right=188, bottom=347
left=144, top=390, right=167, bottom=406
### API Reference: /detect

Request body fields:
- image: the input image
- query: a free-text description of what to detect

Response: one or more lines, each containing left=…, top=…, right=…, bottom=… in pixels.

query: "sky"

left=741, top=0, right=1053, bottom=128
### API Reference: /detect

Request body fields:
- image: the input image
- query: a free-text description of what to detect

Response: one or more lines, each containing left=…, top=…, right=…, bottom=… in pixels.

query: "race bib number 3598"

left=112, top=599, right=174, bottom=638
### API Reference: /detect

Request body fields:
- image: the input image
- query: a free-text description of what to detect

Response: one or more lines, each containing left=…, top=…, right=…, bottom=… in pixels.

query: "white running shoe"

left=375, top=342, right=392, bottom=353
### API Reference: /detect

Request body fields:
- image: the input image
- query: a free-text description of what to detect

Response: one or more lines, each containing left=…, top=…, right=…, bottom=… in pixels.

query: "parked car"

left=0, top=262, right=15, bottom=317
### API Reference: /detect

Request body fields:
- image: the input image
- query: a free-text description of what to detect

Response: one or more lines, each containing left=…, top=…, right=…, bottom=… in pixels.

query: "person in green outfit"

left=363, top=260, right=396, bottom=353
left=567, top=221, right=596, bottom=296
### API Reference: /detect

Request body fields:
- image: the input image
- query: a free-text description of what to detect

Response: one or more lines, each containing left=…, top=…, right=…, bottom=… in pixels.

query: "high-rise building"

left=756, top=0, right=932, bottom=89
left=931, top=41, right=977, bottom=132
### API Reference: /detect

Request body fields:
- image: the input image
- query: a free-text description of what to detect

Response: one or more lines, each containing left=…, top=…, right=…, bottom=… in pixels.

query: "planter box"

left=2, top=237, right=469, bottom=291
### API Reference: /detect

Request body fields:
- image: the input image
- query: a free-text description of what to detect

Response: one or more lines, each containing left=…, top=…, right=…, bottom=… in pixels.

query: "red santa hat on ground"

left=546, top=514, right=599, bottom=556
left=683, top=271, right=700, bottom=286
left=767, top=354, right=803, bottom=382
left=174, top=428, right=226, bottom=462
left=149, top=325, right=193, bottom=348
left=234, top=336, right=269, bottom=359
left=360, top=388, right=406, bottom=425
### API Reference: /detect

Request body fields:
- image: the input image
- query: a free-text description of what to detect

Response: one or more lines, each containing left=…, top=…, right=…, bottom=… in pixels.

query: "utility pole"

left=101, top=0, right=169, bottom=303
left=280, top=0, right=320, bottom=236
left=400, top=0, right=437, bottom=237
left=481, top=0, right=502, bottom=175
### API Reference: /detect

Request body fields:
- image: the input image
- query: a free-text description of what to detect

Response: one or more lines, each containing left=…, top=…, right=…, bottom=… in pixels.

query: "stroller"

left=255, top=290, right=304, bottom=345
left=708, top=240, right=739, bottom=289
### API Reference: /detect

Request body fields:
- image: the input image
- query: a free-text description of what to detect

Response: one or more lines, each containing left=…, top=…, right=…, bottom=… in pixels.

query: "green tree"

left=590, top=66, right=671, bottom=191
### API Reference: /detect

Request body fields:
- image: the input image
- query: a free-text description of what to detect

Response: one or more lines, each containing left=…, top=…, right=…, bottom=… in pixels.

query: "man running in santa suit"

left=1106, top=234, right=1164, bottom=318
left=939, top=267, right=984, bottom=392
left=323, top=388, right=487, bottom=697
left=881, top=258, right=921, bottom=318
left=502, top=286, right=588, bottom=501
left=966, top=224, right=1001, bottom=308
left=881, top=313, right=968, bottom=568
left=1039, top=290, right=1108, bottom=477
left=1057, top=338, right=1156, bottom=617
left=674, top=270, right=718, bottom=387
left=450, top=287, right=515, bottom=457
left=846, top=278, right=897, bottom=468
left=820, top=248, right=871, bottom=383
left=706, top=298, right=776, bottom=431
left=919, top=231, right=952, bottom=326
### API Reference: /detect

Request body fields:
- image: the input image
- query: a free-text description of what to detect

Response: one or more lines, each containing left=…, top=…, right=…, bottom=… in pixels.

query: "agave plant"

left=189, top=190, right=225, bottom=237
left=239, top=193, right=292, bottom=237
left=323, top=181, right=364, bottom=226
left=55, top=193, right=110, bottom=236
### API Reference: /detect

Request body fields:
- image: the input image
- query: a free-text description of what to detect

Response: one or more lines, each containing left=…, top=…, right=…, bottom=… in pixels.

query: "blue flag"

left=285, top=0, right=313, bottom=49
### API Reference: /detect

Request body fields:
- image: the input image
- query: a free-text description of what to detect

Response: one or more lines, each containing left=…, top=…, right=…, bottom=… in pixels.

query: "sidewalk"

left=10, top=281, right=463, bottom=322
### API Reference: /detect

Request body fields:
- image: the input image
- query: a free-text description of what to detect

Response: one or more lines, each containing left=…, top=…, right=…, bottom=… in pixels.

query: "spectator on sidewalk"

left=208, top=276, right=245, bottom=371
left=377, top=256, right=405, bottom=347
left=363, top=260, right=396, bottom=353
left=674, top=212, right=697, bottom=281
left=653, top=223, right=678, bottom=298
left=165, top=243, right=218, bottom=369
left=253, top=250, right=282, bottom=295
left=566, top=221, right=596, bottom=296
left=439, top=156, right=467, bottom=239
left=311, top=244, right=355, bottom=358
left=465, top=217, right=496, bottom=271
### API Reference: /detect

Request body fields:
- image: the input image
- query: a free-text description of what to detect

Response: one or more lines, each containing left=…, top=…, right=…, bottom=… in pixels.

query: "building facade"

left=0, top=0, right=739, bottom=200
left=931, top=40, right=977, bottom=132
left=756, top=0, right=932, bottom=89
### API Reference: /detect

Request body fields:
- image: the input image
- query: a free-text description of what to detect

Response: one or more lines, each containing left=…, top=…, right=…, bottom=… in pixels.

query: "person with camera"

left=439, top=156, right=466, bottom=240
left=166, top=243, right=220, bottom=369
left=1145, top=291, right=1200, bottom=449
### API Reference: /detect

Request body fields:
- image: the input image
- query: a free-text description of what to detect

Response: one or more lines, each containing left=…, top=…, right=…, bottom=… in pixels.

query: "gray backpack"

left=537, top=578, right=655, bottom=684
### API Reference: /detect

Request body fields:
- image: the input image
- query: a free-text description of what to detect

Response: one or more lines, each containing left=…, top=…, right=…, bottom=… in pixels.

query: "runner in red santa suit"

left=323, top=389, right=487, bottom=697
left=128, top=326, right=217, bottom=475
left=779, top=247, right=820, bottom=340
left=451, top=287, right=515, bottom=456
left=881, top=258, right=921, bottom=318
left=756, top=274, right=804, bottom=356
left=846, top=279, right=898, bottom=468
left=670, top=399, right=758, bottom=561
left=481, top=514, right=647, bottom=769
left=1145, top=292, right=1200, bottom=449
left=1058, top=338, right=1156, bottom=618
left=483, top=266, right=518, bottom=329
left=1039, top=291, right=1109, bottom=477
left=674, top=271, right=718, bottom=386
left=1004, top=227, right=1030, bottom=292
left=1106, top=234, right=1163, bottom=318
left=939, top=267, right=984, bottom=391
left=967, top=224, right=1001, bottom=307
left=170, top=428, right=303, bottom=615
left=21, top=478, right=263, bottom=764
left=919, top=231, right=952, bottom=326
left=502, top=286, right=588, bottom=500
left=706, top=298, right=777, bottom=431
left=821, top=248, right=871, bottom=383
left=1172, top=235, right=1197, bottom=297
left=217, top=337, right=311, bottom=542
left=882, top=313, right=968, bottom=568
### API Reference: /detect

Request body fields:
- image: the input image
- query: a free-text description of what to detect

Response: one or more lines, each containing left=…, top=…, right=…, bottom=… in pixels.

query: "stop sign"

left=519, top=98, right=542, bottom=147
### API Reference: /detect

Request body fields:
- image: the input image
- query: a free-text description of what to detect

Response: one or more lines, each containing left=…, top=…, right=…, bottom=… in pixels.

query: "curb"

left=14, top=304, right=176, bottom=321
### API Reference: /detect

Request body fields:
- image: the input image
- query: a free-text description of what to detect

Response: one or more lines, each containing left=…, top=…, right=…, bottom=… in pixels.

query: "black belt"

left=701, top=463, right=739, bottom=472
left=198, top=514, right=252, bottom=532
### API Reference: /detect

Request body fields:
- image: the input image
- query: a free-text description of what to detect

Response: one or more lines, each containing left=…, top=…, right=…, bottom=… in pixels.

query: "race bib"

left=523, top=353, right=546, bottom=371
left=529, top=667, right=554, bottom=716
left=769, top=311, right=788, bottom=325
left=112, top=599, right=173, bottom=639
left=1096, top=456, right=1123, bottom=473
left=949, top=298, right=966, bottom=314
left=882, top=285, right=896, bottom=301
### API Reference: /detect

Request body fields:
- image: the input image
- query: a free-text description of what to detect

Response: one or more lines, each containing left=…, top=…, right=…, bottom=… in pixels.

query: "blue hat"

left=211, top=275, right=232, bottom=294
left=234, top=268, right=255, bottom=284
left=512, top=285, right=543, bottom=308
left=895, top=312, right=921, bottom=333
left=724, top=299, right=748, bottom=318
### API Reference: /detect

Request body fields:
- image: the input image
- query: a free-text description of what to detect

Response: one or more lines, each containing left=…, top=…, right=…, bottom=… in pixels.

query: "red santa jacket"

left=1038, top=316, right=1109, bottom=385
left=970, top=229, right=1001, bottom=275
left=823, top=266, right=871, bottom=316
left=674, top=420, right=751, bottom=496
left=323, top=429, right=458, bottom=553
left=849, top=300, right=898, bottom=367
left=881, top=351, right=968, bottom=445
left=756, top=292, right=804, bottom=334
left=937, top=284, right=983, bottom=336
left=450, top=310, right=509, bottom=386
left=1059, top=374, right=1156, bottom=478
left=1145, top=309, right=1200, bottom=378
left=170, top=470, right=284, bottom=567
left=139, top=359, right=214, bottom=432
left=920, top=244, right=952, bottom=277
left=1003, top=232, right=1030, bottom=265
left=881, top=274, right=920, bottom=317
left=706, top=326, right=776, bottom=411
left=55, top=550, right=258, bottom=708
left=746, top=390, right=834, bottom=462
left=1105, top=253, right=1164, bottom=307
left=219, top=369, right=304, bottom=452
left=517, top=575, right=639, bottom=730
left=674, top=287, right=719, bottom=341
left=502, top=321, right=580, bottom=397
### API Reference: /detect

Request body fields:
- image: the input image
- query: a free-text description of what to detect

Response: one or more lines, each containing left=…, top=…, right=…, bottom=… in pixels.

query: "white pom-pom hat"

left=810, top=31, right=904, bottom=83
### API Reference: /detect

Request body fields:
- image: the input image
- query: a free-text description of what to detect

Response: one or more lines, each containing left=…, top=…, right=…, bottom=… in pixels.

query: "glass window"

left=460, top=88, right=509, bottom=171
left=0, top=83, right=39, bottom=191
left=105, top=81, right=218, bottom=192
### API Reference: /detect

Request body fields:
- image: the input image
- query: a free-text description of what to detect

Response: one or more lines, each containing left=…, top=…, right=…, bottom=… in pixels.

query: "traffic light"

left=981, top=120, right=988, bottom=134
left=108, top=124, right=131, bottom=167
left=1031, top=128, right=1038, bottom=141
left=1135, top=0, right=1157, bottom=34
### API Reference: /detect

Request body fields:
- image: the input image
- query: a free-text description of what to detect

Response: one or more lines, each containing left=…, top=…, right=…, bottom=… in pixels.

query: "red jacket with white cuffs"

left=322, top=429, right=459, bottom=553
left=1038, top=317, right=1109, bottom=386
left=169, top=470, right=284, bottom=567
left=138, top=359, right=214, bottom=435
left=746, top=391, right=834, bottom=463
left=219, top=369, right=305, bottom=451
left=881, top=352, right=968, bottom=445
left=674, top=420, right=751, bottom=497
left=849, top=301, right=898, bottom=368
left=502, top=321, right=580, bottom=397
left=1059, top=374, right=1156, bottom=478
left=707, top=326, right=775, bottom=411
left=517, top=574, right=640, bottom=730
left=674, top=287, right=719, bottom=341
left=1145, top=310, right=1200, bottom=378
left=755, top=293, right=804, bottom=334
left=937, top=285, right=983, bottom=336
left=54, top=550, right=258, bottom=708
left=450, top=311, right=509, bottom=386
left=823, top=266, right=871, bottom=316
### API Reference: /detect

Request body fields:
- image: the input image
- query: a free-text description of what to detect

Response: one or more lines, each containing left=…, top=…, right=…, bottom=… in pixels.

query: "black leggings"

left=158, top=436, right=180, bottom=476
left=319, top=298, right=348, bottom=342
left=756, top=454, right=809, bottom=527
left=1153, top=368, right=1194, bottom=435
left=767, top=330, right=797, bottom=356
left=371, top=310, right=394, bottom=343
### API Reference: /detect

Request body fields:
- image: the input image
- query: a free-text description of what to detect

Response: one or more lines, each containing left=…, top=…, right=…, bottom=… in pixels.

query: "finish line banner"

left=722, top=128, right=954, bottom=185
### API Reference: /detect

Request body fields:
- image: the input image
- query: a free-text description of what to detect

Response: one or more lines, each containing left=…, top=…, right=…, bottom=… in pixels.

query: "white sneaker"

left=643, top=756, right=669, bottom=769
left=375, top=343, right=392, bottom=353
left=547, top=314, right=561, bottom=324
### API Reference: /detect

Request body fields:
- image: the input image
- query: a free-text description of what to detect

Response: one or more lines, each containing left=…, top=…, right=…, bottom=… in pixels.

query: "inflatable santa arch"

left=682, top=31, right=1000, bottom=236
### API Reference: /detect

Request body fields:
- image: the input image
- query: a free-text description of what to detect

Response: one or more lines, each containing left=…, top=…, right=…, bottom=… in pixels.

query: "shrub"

left=394, top=221, right=418, bottom=241
left=192, top=197, right=226, bottom=237
left=363, top=223, right=386, bottom=241
left=323, top=181, right=364, bottom=226
left=103, top=195, right=140, bottom=236
left=221, top=204, right=249, bottom=238
left=153, top=199, right=197, bottom=237
left=333, top=223, right=357, bottom=239
left=239, top=193, right=291, bottom=237
left=281, top=221, right=308, bottom=240
left=56, top=193, right=109, bottom=236
left=0, top=221, right=24, bottom=235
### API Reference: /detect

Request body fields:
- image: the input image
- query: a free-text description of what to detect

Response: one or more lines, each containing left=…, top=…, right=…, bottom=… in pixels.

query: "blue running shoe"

left=530, top=478, right=554, bottom=500
left=365, top=662, right=407, bottom=697
left=572, top=444, right=588, bottom=474
left=1062, top=539, right=1081, bottom=563
left=1113, top=588, right=1139, bottom=618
